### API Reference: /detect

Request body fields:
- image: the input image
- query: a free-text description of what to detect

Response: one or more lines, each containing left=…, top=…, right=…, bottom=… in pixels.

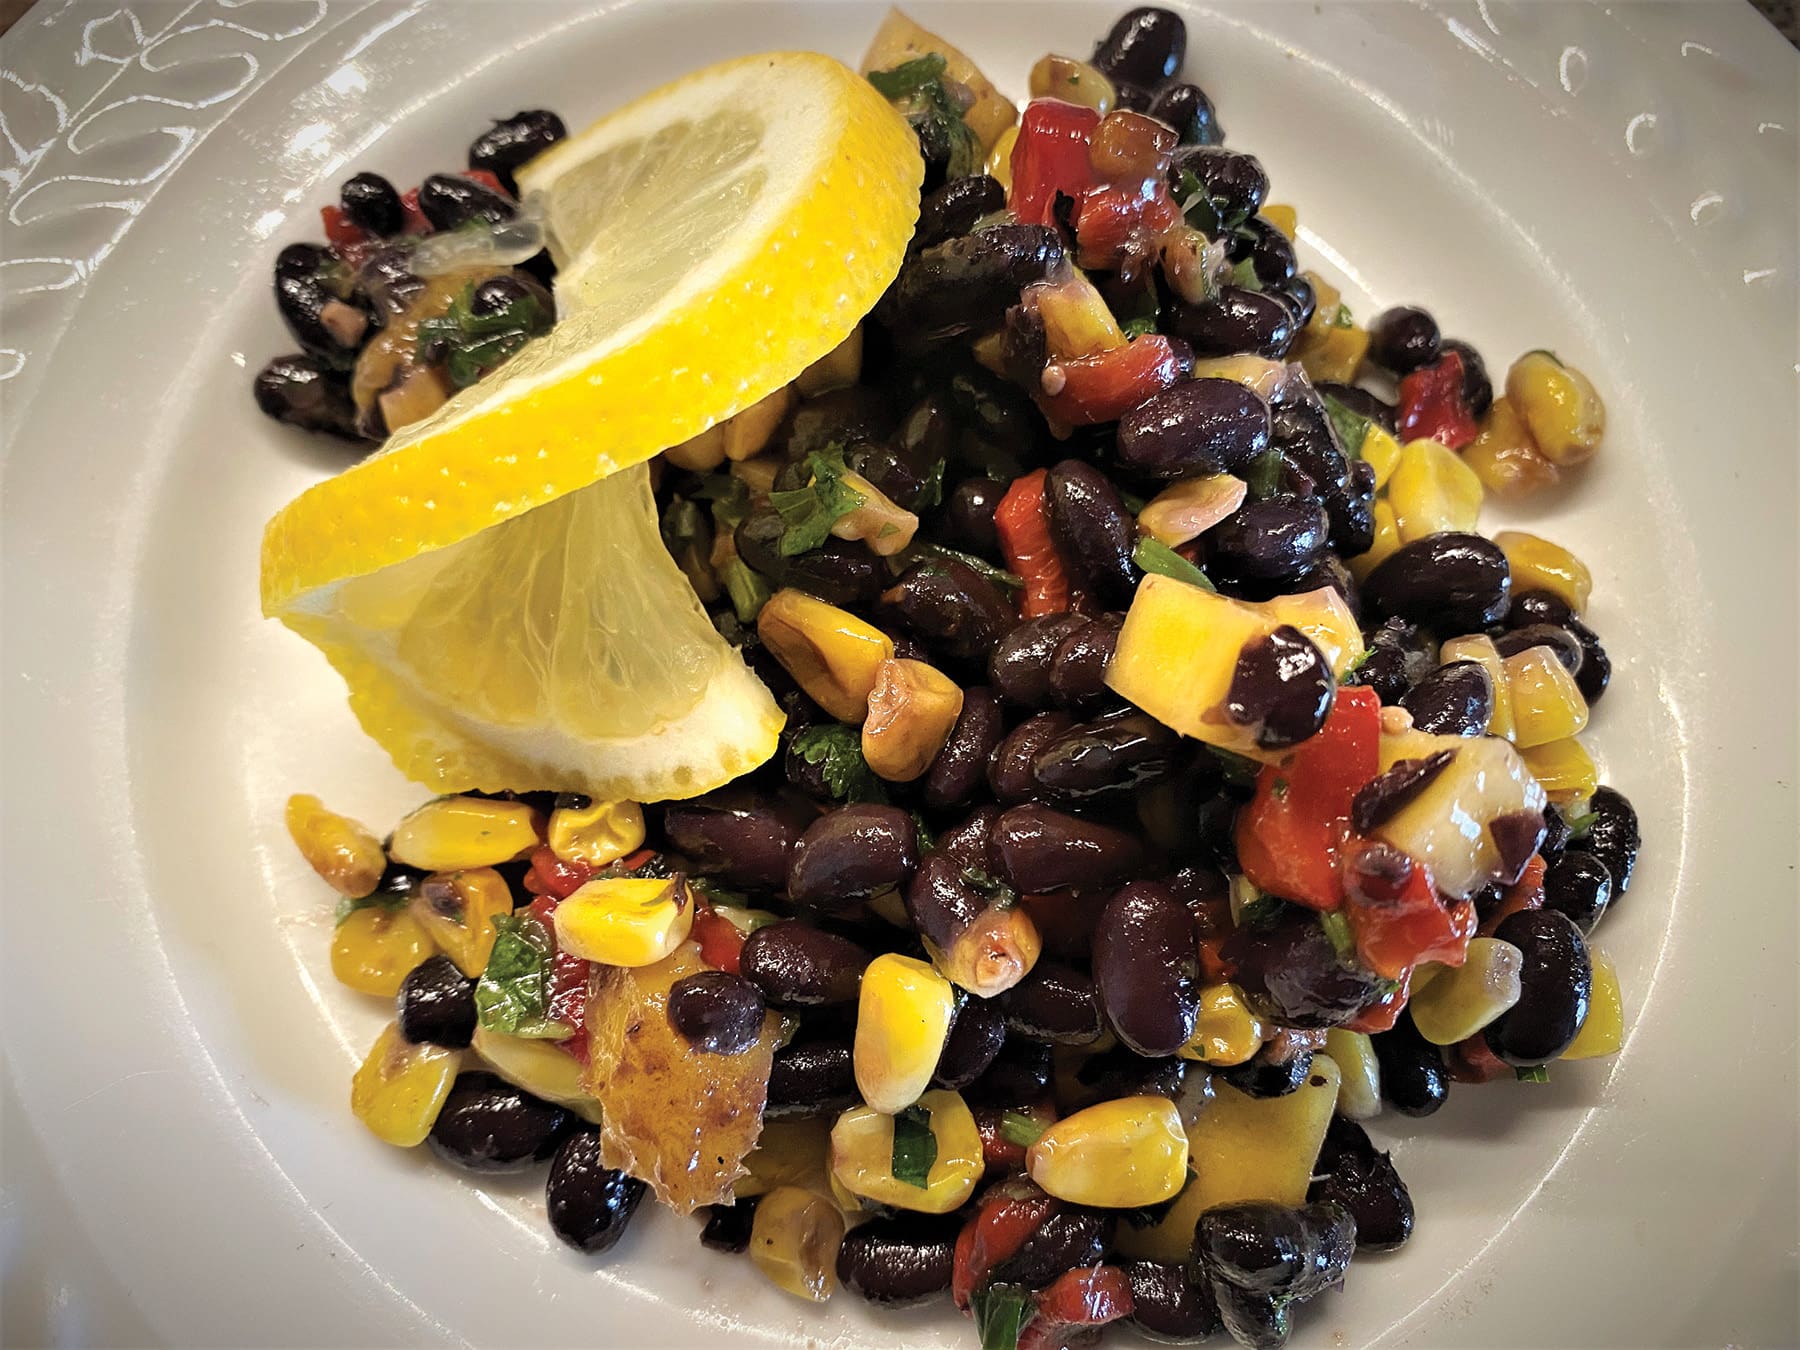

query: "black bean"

left=545, top=1129, right=647, bottom=1254
left=1112, top=81, right=1156, bottom=112
left=938, top=804, right=1001, bottom=873
left=986, top=711, right=1076, bottom=803
left=1368, top=306, right=1441, bottom=375
left=1539, top=802, right=1573, bottom=864
left=1169, top=286, right=1295, bottom=360
left=1509, top=590, right=1574, bottom=626
left=766, top=1037, right=856, bottom=1118
left=1542, top=850, right=1613, bottom=934
left=734, top=511, right=883, bottom=608
left=1399, top=660, right=1493, bottom=736
left=661, top=789, right=810, bottom=892
left=1076, top=1046, right=1189, bottom=1101
left=1001, top=299, right=1051, bottom=393
left=1208, top=495, right=1328, bottom=585
left=1570, top=619, right=1612, bottom=704
left=836, top=1214, right=959, bottom=1305
left=1486, top=909, right=1592, bottom=1065
left=965, top=1037, right=1055, bottom=1106
left=253, top=354, right=363, bottom=440
left=921, top=687, right=1004, bottom=811
left=428, top=1071, right=570, bottom=1172
left=740, top=921, right=871, bottom=1008
left=1348, top=617, right=1433, bottom=705
left=990, top=616, right=1089, bottom=708
left=1224, top=911, right=1384, bottom=1029
left=417, top=172, right=515, bottom=231
left=354, top=244, right=425, bottom=319
left=1489, top=809, right=1548, bottom=886
left=1241, top=216, right=1297, bottom=287
left=1271, top=398, right=1371, bottom=558
left=1309, top=1116, right=1413, bottom=1251
left=787, top=804, right=920, bottom=910
left=1212, top=1284, right=1290, bottom=1350
left=1493, top=623, right=1585, bottom=674
left=1218, top=1047, right=1316, bottom=1099
left=905, top=852, right=990, bottom=952
left=847, top=435, right=937, bottom=511
left=1150, top=81, right=1222, bottom=145
left=1049, top=615, right=1124, bottom=709
left=273, top=243, right=362, bottom=363
left=1093, top=6, right=1187, bottom=86
left=950, top=365, right=1048, bottom=459
left=1128, top=1260, right=1224, bottom=1342
left=1196, top=1201, right=1355, bottom=1299
left=1317, top=382, right=1398, bottom=434
left=992, top=803, right=1146, bottom=894
left=914, top=174, right=1006, bottom=252
left=788, top=384, right=897, bottom=458
left=1582, top=786, right=1639, bottom=895
left=992, top=1207, right=1116, bottom=1287
left=1439, top=338, right=1493, bottom=416
left=700, top=1197, right=759, bottom=1253
left=934, top=997, right=1008, bottom=1089
left=1003, top=961, right=1103, bottom=1044
left=1031, top=710, right=1180, bottom=806
left=1364, top=532, right=1511, bottom=632
left=1168, top=147, right=1268, bottom=226
left=1092, top=881, right=1200, bottom=1056
left=1225, top=625, right=1335, bottom=750
left=876, top=225, right=1064, bottom=346
left=667, top=971, right=765, bottom=1054
left=880, top=559, right=1018, bottom=665
left=339, top=172, right=403, bottom=235
left=943, top=475, right=1006, bottom=556
left=1503, top=592, right=1608, bottom=702
left=1116, top=378, right=1272, bottom=478
left=1047, top=459, right=1137, bottom=605
left=468, top=109, right=566, bottom=193
left=1276, top=274, right=1317, bottom=332
left=396, top=954, right=477, bottom=1048
left=1372, top=1014, right=1450, bottom=1116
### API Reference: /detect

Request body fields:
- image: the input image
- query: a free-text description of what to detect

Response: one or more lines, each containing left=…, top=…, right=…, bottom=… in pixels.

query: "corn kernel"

left=926, top=904, right=1042, bottom=998
left=410, top=868, right=513, bottom=977
left=351, top=1021, right=459, bottom=1147
left=1504, top=645, right=1590, bottom=748
left=757, top=589, right=895, bottom=723
left=749, top=1185, right=844, bottom=1302
left=1462, top=397, right=1559, bottom=498
left=986, top=124, right=1020, bottom=193
left=553, top=875, right=693, bottom=968
left=1562, top=949, right=1623, bottom=1060
left=1261, top=203, right=1297, bottom=239
left=388, top=796, right=542, bottom=872
left=738, top=1118, right=833, bottom=1200
left=795, top=325, right=863, bottom=397
left=1520, top=737, right=1599, bottom=803
left=1389, top=438, right=1483, bottom=542
left=1297, top=323, right=1369, bottom=385
left=1348, top=499, right=1401, bottom=582
left=1323, top=1029, right=1382, bottom=1121
left=1026, top=1096, right=1189, bottom=1208
left=548, top=799, right=645, bottom=868
left=862, top=658, right=964, bottom=782
left=1505, top=351, right=1604, bottom=465
left=722, top=385, right=796, bottom=462
left=1493, top=530, right=1593, bottom=615
left=331, top=905, right=438, bottom=997
left=1358, top=425, right=1402, bottom=491
left=1188, top=354, right=1292, bottom=404
left=832, top=472, right=919, bottom=557
left=1439, top=634, right=1517, bottom=741
left=730, top=453, right=781, bottom=499
left=286, top=793, right=386, bottom=898
left=1029, top=53, right=1116, bottom=112
left=1178, top=983, right=1265, bottom=1066
left=1030, top=270, right=1126, bottom=360
left=829, top=1089, right=983, bottom=1213
left=664, top=422, right=727, bottom=472
left=1139, top=474, right=1248, bottom=547
left=853, top=954, right=957, bottom=1114
left=1409, top=938, right=1524, bottom=1045
left=470, top=1024, right=602, bottom=1121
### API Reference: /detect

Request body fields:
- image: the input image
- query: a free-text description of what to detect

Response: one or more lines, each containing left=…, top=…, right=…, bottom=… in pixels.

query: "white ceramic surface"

left=2, top=2, right=1795, bottom=1346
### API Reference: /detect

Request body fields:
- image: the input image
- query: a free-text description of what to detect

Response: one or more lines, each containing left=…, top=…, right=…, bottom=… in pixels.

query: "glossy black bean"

left=253, top=354, right=363, bottom=440
left=1000, top=299, right=1051, bottom=393
left=1542, top=850, right=1613, bottom=935
left=273, top=244, right=362, bottom=362
left=429, top=1071, right=570, bottom=1172
left=1539, top=802, right=1573, bottom=864
left=766, top=1037, right=857, bottom=1117
left=992, top=803, right=1146, bottom=894
left=1224, top=625, right=1335, bottom=750
left=1440, top=338, right=1494, bottom=416
left=1317, top=382, right=1399, bottom=434
left=700, top=1197, right=759, bottom=1253
left=836, top=1214, right=959, bottom=1306
left=879, top=559, right=1018, bottom=665
left=1278, top=274, right=1317, bottom=330
left=1211, top=1284, right=1290, bottom=1350
left=938, top=804, right=1001, bottom=873
left=1368, top=306, right=1441, bottom=375
left=905, top=852, right=990, bottom=951
left=1503, top=592, right=1610, bottom=703
left=1092, top=6, right=1187, bottom=86
left=468, top=109, right=566, bottom=193
left=943, top=475, right=1006, bottom=555
left=1583, top=786, right=1639, bottom=895
left=1003, top=961, right=1103, bottom=1044
left=1031, top=710, right=1180, bottom=806
left=1242, top=216, right=1297, bottom=287
left=993, top=1207, right=1117, bottom=1288
left=355, top=244, right=426, bottom=318
left=1049, top=615, right=1123, bottom=709
left=1116, top=378, right=1271, bottom=478
left=1372, top=1015, right=1450, bottom=1117
left=1092, top=881, right=1200, bottom=1056
left=1196, top=1201, right=1356, bottom=1299
left=1508, top=590, right=1574, bottom=626
left=1352, top=751, right=1457, bottom=836
left=965, top=1037, right=1056, bottom=1106
left=987, top=711, right=1076, bottom=802
left=1047, top=459, right=1137, bottom=605
left=1208, top=496, right=1328, bottom=585
left=1168, top=147, right=1268, bottom=226
left=1223, top=911, right=1384, bottom=1028
left=417, top=172, right=516, bottom=231
left=734, top=511, right=883, bottom=608
left=546, top=1129, right=648, bottom=1253
left=1486, top=909, right=1592, bottom=1065
left=1399, top=660, right=1493, bottom=736
left=740, top=921, right=871, bottom=1008
left=1364, top=532, right=1511, bottom=632
left=1169, top=286, right=1295, bottom=360
left=991, top=618, right=1089, bottom=708
left=1128, top=1260, right=1224, bottom=1342
left=1350, top=617, right=1435, bottom=705
left=1218, top=1048, right=1316, bottom=1099
left=787, top=804, right=920, bottom=910
left=933, top=996, right=1008, bottom=1089
left=1076, top=1046, right=1189, bottom=1102
left=877, top=225, right=1064, bottom=345
left=661, top=790, right=810, bottom=891
left=340, top=172, right=403, bottom=235
left=949, top=365, right=1048, bottom=459
left=1150, top=81, right=1222, bottom=146
left=667, top=971, right=766, bottom=1054
left=788, top=384, right=897, bottom=458
left=396, top=954, right=477, bottom=1048
left=1493, top=624, right=1584, bottom=674
left=914, top=174, right=1006, bottom=253
left=846, top=434, right=936, bottom=511
left=1570, top=619, right=1612, bottom=704
left=1309, top=1117, right=1413, bottom=1251
left=916, top=689, right=1001, bottom=814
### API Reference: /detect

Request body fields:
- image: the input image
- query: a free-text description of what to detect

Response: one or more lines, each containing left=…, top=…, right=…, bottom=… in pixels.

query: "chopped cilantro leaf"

left=1133, top=536, right=1216, bottom=591
left=891, top=1105, right=938, bottom=1187
left=791, top=723, right=887, bottom=804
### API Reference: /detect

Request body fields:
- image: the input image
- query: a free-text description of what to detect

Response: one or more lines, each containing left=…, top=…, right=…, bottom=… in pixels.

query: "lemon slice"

left=260, top=52, right=922, bottom=800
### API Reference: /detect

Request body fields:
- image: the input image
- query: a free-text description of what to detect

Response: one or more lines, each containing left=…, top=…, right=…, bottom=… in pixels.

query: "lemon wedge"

left=260, top=52, right=922, bottom=800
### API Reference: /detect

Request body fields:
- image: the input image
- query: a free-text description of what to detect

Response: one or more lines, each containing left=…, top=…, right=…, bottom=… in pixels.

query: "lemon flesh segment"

left=282, top=466, right=782, bottom=801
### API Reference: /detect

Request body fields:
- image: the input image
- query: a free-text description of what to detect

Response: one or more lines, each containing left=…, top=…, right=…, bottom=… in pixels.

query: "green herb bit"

left=891, top=1104, right=939, bottom=1188
left=1563, top=809, right=1599, bottom=837
left=694, top=472, right=753, bottom=529
left=1322, top=391, right=1373, bottom=460
left=1229, top=257, right=1262, bottom=291
left=791, top=723, right=887, bottom=804
left=1516, top=1065, right=1551, bottom=1084
left=866, top=53, right=949, bottom=99
left=999, top=1112, right=1046, bottom=1148
left=333, top=889, right=408, bottom=926
left=720, top=560, right=770, bottom=624
left=1331, top=302, right=1354, bottom=329
left=473, top=914, right=567, bottom=1038
left=770, top=446, right=865, bottom=557
left=971, top=1284, right=1033, bottom=1350
left=1133, top=536, right=1216, bottom=591
left=916, top=542, right=1024, bottom=591
left=1244, top=447, right=1284, bottom=498
left=1319, top=910, right=1356, bottom=959
left=1207, top=745, right=1262, bottom=788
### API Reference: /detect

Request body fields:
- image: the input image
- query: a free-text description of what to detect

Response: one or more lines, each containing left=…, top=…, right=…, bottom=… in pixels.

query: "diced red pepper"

left=972, top=1105, right=1030, bottom=1179
left=693, top=907, right=747, bottom=974
left=1447, top=1028, right=1509, bottom=1083
left=523, top=845, right=596, bottom=900
left=1343, top=848, right=1477, bottom=980
left=547, top=948, right=592, bottom=1028
left=1235, top=687, right=1382, bottom=910
left=460, top=167, right=510, bottom=198
left=399, top=185, right=431, bottom=235
left=1019, top=1265, right=1135, bottom=1350
left=1038, top=334, right=1188, bottom=425
left=320, top=204, right=376, bottom=267
left=1073, top=182, right=1184, bottom=272
left=1345, top=966, right=1412, bottom=1033
left=1009, top=99, right=1101, bottom=227
left=1397, top=350, right=1478, bottom=449
left=614, top=847, right=658, bottom=874
left=953, top=1190, right=1058, bottom=1310
left=995, top=469, right=1072, bottom=617
left=1478, top=854, right=1547, bottom=937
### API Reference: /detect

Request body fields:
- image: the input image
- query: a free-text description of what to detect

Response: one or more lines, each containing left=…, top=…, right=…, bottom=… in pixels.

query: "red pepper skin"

left=953, top=1191, right=1058, bottom=1310
left=523, top=845, right=596, bottom=900
left=319, top=204, right=374, bottom=265
left=1397, top=350, right=1478, bottom=448
left=1074, top=183, right=1184, bottom=272
left=399, top=185, right=431, bottom=235
left=1478, top=854, right=1547, bottom=936
left=1038, top=334, right=1189, bottom=425
left=1344, top=966, right=1412, bottom=1033
left=995, top=469, right=1072, bottom=617
left=522, top=892, right=594, bottom=1060
left=1019, top=1265, right=1136, bottom=1350
left=692, top=908, right=746, bottom=974
left=972, top=1105, right=1029, bottom=1178
left=1447, top=1028, right=1509, bottom=1083
left=1345, top=853, right=1477, bottom=980
left=1009, top=100, right=1102, bottom=226
left=1235, top=687, right=1382, bottom=910
left=459, top=168, right=509, bottom=198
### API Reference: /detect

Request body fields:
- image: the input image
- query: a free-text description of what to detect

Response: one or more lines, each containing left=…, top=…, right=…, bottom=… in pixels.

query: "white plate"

left=2, top=1, right=1795, bottom=1346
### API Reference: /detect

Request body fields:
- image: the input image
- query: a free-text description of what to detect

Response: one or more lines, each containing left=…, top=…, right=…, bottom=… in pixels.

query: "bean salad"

left=271, top=9, right=1641, bottom=1348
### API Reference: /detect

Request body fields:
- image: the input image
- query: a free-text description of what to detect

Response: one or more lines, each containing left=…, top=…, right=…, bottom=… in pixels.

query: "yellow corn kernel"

left=1188, top=354, right=1292, bottom=404
left=1439, top=634, right=1516, bottom=741
left=1562, top=949, right=1623, bottom=1060
left=730, top=453, right=781, bottom=500
left=553, top=875, right=693, bottom=968
left=286, top=793, right=386, bottom=898
left=1323, top=1029, right=1382, bottom=1121
left=986, top=124, right=1020, bottom=193
left=388, top=796, right=541, bottom=873
left=829, top=1089, right=983, bottom=1213
left=1520, top=737, right=1599, bottom=804
left=866, top=887, right=913, bottom=930
left=1348, top=499, right=1401, bottom=583
left=750, top=1185, right=845, bottom=1302
left=738, top=1117, right=833, bottom=1200
left=1493, top=530, right=1593, bottom=616
left=1297, top=323, right=1369, bottom=385
left=795, top=325, right=863, bottom=397
left=853, top=953, right=957, bottom=1114
left=722, top=384, right=796, bottom=462
left=351, top=1021, right=460, bottom=1147
left=1505, top=350, right=1604, bottom=466
left=1358, top=425, right=1402, bottom=491
left=331, top=906, right=438, bottom=997
left=926, top=903, right=1042, bottom=998
left=663, top=422, right=728, bottom=472
left=1504, top=645, right=1590, bottom=749
left=548, top=799, right=645, bottom=869
left=862, top=658, right=964, bottom=782
left=1389, top=438, right=1483, bottom=542
left=1462, top=397, right=1559, bottom=498
left=1026, top=1096, right=1189, bottom=1208
left=1031, top=270, right=1126, bottom=360
left=1178, top=983, right=1265, bottom=1066
left=1300, top=271, right=1341, bottom=336
left=1262, top=203, right=1297, bottom=239
left=757, top=589, right=895, bottom=723
left=410, top=868, right=513, bottom=977
left=1029, top=53, right=1116, bottom=112
left=831, top=471, right=919, bottom=558
left=470, top=1025, right=602, bottom=1121
left=1140, top=474, right=1248, bottom=548
left=1409, top=938, right=1524, bottom=1045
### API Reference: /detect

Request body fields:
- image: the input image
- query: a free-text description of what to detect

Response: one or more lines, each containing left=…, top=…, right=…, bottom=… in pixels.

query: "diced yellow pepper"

left=1323, top=1029, right=1381, bottom=1121
left=411, top=868, right=514, bottom=977
left=1461, top=397, right=1560, bottom=498
left=985, top=124, right=1020, bottom=193
left=1027, top=1096, right=1189, bottom=1208
left=1261, top=203, right=1297, bottom=239
left=1493, top=530, right=1593, bottom=615
left=1297, top=323, right=1369, bottom=384
left=1389, top=438, right=1483, bottom=542
left=829, top=1089, right=983, bottom=1213
left=757, top=589, right=895, bottom=723
left=548, top=799, right=645, bottom=868
left=1178, top=983, right=1265, bottom=1066
left=1505, top=350, right=1605, bottom=466
left=331, top=906, right=437, bottom=997
left=553, top=876, right=695, bottom=968
left=853, top=954, right=957, bottom=1114
left=1520, top=738, right=1600, bottom=802
left=1348, top=499, right=1401, bottom=583
left=1562, top=950, right=1623, bottom=1059
left=1261, top=586, right=1366, bottom=677
left=1503, top=645, right=1590, bottom=748
left=1299, top=271, right=1341, bottom=336
left=1439, top=634, right=1516, bottom=741
left=1358, top=425, right=1402, bottom=491
left=1409, top=938, right=1524, bottom=1045
left=749, top=1185, right=844, bottom=1302
left=388, top=796, right=541, bottom=873
left=351, top=1021, right=459, bottom=1147
left=1188, top=354, right=1291, bottom=403
left=286, top=793, right=386, bottom=898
